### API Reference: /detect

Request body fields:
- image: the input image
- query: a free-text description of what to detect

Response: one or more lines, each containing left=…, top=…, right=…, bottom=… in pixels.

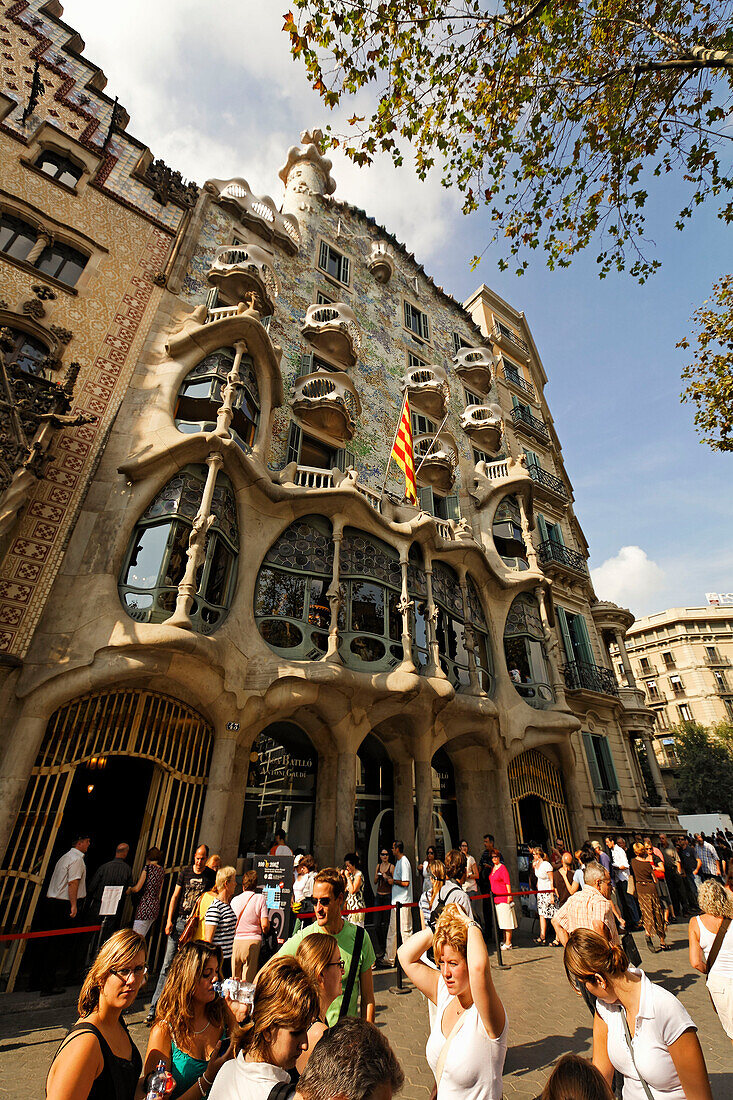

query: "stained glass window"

left=504, top=593, right=554, bottom=709
left=493, top=496, right=529, bottom=570
left=175, top=347, right=260, bottom=451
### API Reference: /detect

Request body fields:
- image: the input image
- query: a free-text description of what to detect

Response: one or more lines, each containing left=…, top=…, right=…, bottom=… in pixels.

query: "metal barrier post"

left=389, top=901, right=410, bottom=995
left=490, top=893, right=507, bottom=968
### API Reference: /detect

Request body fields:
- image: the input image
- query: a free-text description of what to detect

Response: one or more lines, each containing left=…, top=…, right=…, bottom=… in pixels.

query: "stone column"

left=423, top=554, right=441, bottom=677
left=454, top=752, right=495, bottom=858
left=614, top=629, right=637, bottom=688
left=535, top=584, right=568, bottom=707
left=334, top=751, right=357, bottom=860
left=414, top=757, right=435, bottom=856
left=215, top=339, right=247, bottom=436
left=219, top=740, right=251, bottom=863
left=168, top=451, right=224, bottom=629
left=25, top=231, right=51, bottom=266
left=518, top=496, right=539, bottom=571
left=313, top=752, right=338, bottom=868
left=398, top=549, right=416, bottom=672
left=326, top=517, right=344, bottom=661
left=641, top=733, right=667, bottom=802
left=492, top=762, right=519, bottom=878
left=0, top=712, right=47, bottom=864
left=199, top=733, right=239, bottom=855
left=393, top=757, right=416, bottom=872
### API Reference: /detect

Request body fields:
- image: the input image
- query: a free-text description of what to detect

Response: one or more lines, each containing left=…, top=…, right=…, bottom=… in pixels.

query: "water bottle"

left=145, top=1059, right=172, bottom=1100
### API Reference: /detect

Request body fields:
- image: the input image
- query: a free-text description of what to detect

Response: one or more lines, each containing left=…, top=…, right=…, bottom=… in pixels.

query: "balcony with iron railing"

left=705, top=651, right=732, bottom=667
left=292, top=371, right=361, bottom=442
left=301, top=302, right=362, bottom=367
left=510, top=404, right=549, bottom=443
left=598, top=789, right=624, bottom=825
left=527, top=462, right=568, bottom=502
left=493, top=319, right=529, bottom=355
left=564, top=660, right=620, bottom=697
left=537, top=539, right=588, bottom=577
left=501, top=364, right=536, bottom=400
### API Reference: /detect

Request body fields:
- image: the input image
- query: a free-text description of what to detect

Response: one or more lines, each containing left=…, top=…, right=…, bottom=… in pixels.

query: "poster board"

left=255, top=854, right=294, bottom=940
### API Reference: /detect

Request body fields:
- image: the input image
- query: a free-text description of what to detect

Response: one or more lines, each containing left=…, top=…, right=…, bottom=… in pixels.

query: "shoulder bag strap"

left=434, top=1003, right=468, bottom=1089
left=704, top=917, right=731, bottom=976
left=620, top=1009, right=655, bottom=1100
left=338, top=925, right=365, bottom=1020
left=234, top=891, right=256, bottom=935
left=267, top=1082, right=296, bottom=1100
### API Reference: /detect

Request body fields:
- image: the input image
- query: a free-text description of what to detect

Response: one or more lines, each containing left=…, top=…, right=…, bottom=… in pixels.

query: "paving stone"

left=1, top=925, right=730, bottom=1099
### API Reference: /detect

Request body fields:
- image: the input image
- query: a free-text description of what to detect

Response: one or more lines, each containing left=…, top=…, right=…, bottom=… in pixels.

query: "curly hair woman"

left=143, top=940, right=235, bottom=1099
left=398, top=904, right=507, bottom=1100
left=689, top=878, right=733, bottom=1045
left=46, top=929, right=146, bottom=1100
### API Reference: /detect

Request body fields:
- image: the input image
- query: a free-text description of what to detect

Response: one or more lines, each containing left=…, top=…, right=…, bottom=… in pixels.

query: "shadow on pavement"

left=504, top=1023, right=593, bottom=1078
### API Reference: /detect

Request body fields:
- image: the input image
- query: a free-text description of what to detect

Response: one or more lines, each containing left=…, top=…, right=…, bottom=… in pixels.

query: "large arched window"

left=493, top=495, right=528, bottom=570
left=340, top=528, right=403, bottom=669
left=504, top=593, right=554, bottom=709
left=0, top=211, right=37, bottom=262
left=255, top=515, right=335, bottom=659
left=34, top=149, right=84, bottom=188
left=465, top=575, right=495, bottom=694
left=175, top=347, right=260, bottom=451
left=3, top=328, right=50, bottom=376
left=119, top=465, right=239, bottom=633
left=432, top=561, right=471, bottom=688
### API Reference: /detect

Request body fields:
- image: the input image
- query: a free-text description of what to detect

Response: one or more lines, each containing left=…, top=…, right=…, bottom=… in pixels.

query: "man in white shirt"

left=273, top=829, right=293, bottom=856
left=605, top=835, right=639, bottom=928
left=384, top=840, right=412, bottom=966
left=38, top=833, right=90, bottom=995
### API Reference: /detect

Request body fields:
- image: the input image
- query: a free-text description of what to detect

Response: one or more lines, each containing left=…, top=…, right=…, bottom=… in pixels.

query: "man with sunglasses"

left=279, top=867, right=376, bottom=1024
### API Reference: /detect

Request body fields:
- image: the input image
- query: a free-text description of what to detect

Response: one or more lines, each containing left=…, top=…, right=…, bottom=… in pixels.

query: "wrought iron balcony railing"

left=501, top=365, right=536, bottom=399
left=564, top=660, right=620, bottom=697
left=511, top=404, right=549, bottom=443
left=493, top=320, right=529, bottom=353
left=537, top=539, right=587, bottom=575
left=598, top=789, right=624, bottom=825
left=527, top=462, right=568, bottom=500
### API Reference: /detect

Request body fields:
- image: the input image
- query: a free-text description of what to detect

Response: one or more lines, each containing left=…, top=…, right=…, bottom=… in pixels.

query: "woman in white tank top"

left=689, top=879, right=733, bottom=1043
left=397, top=903, right=507, bottom=1100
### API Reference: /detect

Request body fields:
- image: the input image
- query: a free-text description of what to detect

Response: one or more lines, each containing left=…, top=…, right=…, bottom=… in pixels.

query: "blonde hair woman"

left=294, top=933, right=343, bottom=1072
left=564, top=929, right=712, bottom=1100
left=204, top=866, right=238, bottom=977
left=689, top=878, right=733, bottom=1045
left=46, top=929, right=146, bottom=1100
left=144, top=940, right=234, bottom=1099
left=209, top=956, right=319, bottom=1100
left=397, top=904, right=507, bottom=1100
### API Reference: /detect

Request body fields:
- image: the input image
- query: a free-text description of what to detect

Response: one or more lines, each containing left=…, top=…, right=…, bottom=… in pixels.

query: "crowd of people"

left=40, top=824, right=733, bottom=1100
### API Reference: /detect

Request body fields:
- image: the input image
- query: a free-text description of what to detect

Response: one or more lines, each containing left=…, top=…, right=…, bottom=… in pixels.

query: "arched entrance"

left=431, top=748, right=458, bottom=858
left=0, top=690, right=213, bottom=991
left=241, top=722, right=318, bottom=854
left=508, top=748, right=572, bottom=851
left=355, top=734, right=394, bottom=896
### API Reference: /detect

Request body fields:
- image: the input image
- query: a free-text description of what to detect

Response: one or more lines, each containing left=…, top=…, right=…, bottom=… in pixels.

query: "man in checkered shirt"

left=694, top=832, right=721, bottom=881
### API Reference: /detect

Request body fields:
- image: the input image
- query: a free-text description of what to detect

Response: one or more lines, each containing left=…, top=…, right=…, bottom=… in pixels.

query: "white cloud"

left=591, top=546, right=666, bottom=613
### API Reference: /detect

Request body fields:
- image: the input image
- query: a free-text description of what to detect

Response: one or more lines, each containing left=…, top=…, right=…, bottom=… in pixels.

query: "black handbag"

left=622, top=929, right=642, bottom=967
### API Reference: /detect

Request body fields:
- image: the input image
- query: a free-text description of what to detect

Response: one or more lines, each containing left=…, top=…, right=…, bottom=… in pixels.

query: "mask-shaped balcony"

left=367, top=241, right=395, bottom=284
left=301, top=303, right=362, bottom=367
left=414, top=433, right=457, bottom=494
left=207, top=244, right=279, bottom=316
left=460, top=401, right=503, bottom=454
left=292, top=371, right=361, bottom=442
left=452, top=346, right=495, bottom=393
left=401, top=363, right=449, bottom=420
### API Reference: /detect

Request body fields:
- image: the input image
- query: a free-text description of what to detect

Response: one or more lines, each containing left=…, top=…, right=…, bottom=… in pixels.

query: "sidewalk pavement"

left=1, top=922, right=730, bottom=1099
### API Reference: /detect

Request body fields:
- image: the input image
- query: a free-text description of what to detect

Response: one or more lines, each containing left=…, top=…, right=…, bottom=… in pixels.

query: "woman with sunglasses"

left=294, top=933, right=342, bottom=1071
left=564, top=929, right=712, bottom=1100
left=373, top=847, right=394, bottom=960
left=143, top=940, right=235, bottom=1099
left=46, top=929, right=146, bottom=1100
left=419, top=846, right=437, bottom=929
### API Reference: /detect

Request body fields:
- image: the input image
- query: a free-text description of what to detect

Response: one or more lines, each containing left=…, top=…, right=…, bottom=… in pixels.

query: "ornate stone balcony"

left=207, top=244, right=279, bottom=315
left=367, top=241, right=395, bottom=284
left=460, top=401, right=503, bottom=453
left=205, top=177, right=301, bottom=253
left=292, top=371, right=361, bottom=442
left=401, top=363, right=449, bottom=419
left=414, top=433, right=458, bottom=493
left=301, top=303, right=362, bottom=367
left=452, top=346, right=495, bottom=393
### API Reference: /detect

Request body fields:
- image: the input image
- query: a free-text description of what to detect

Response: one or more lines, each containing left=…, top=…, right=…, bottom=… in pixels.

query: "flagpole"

left=414, top=410, right=450, bottom=474
left=381, top=389, right=408, bottom=497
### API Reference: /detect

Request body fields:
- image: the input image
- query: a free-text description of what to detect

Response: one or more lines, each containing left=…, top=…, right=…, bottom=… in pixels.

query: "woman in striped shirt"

left=205, top=867, right=238, bottom=978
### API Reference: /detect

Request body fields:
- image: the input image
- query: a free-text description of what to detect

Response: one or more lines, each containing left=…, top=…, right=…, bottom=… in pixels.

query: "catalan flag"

left=391, top=393, right=418, bottom=505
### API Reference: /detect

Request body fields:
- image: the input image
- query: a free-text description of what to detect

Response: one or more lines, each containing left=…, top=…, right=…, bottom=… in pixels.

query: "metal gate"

left=0, top=689, right=213, bottom=991
left=508, top=748, right=572, bottom=848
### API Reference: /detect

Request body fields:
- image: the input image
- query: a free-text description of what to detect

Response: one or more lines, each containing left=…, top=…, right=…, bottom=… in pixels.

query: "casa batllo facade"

left=0, top=0, right=678, bottom=991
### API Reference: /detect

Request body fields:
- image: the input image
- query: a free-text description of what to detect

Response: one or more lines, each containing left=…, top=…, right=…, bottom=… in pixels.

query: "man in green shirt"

left=279, top=867, right=376, bottom=1024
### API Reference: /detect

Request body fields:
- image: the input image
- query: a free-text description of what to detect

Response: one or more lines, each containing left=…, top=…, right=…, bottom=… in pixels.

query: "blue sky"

left=62, top=1, right=732, bottom=617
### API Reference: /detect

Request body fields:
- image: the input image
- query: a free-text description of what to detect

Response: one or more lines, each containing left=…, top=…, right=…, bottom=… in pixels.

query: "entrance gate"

left=0, top=689, right=213, bottom=991
left=508, top=748, right=572, bottom=849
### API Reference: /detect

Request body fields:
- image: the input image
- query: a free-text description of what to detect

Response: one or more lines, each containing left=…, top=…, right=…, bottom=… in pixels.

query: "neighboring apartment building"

left=624, top=605, right=733, bottom=799
left=0, top=0, right=678, bottom=991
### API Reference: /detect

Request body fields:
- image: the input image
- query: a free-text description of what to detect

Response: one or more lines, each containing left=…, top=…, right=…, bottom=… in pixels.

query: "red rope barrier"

left=0, top=924, right=102, bottom=943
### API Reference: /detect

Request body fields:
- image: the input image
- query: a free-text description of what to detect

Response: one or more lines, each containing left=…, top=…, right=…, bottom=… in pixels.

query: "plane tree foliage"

left=679, top=274, right=733, bottom=451
left=283, top=2, right=733, bottom=447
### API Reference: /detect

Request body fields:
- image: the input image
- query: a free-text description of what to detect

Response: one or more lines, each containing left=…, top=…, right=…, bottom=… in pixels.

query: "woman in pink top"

left=230, top=870, right=270, bottom=982
left=489, top=851, right=517, bottom=950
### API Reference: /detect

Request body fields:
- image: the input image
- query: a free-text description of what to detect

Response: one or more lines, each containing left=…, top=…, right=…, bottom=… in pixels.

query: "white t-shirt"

left=392, top=856, right=412, bottom=904
left=425, top=974, right=508, bottom=1100
left=534, top=860, right=553, bottom=893
left=697, top=915, right=733, bottom=979
left=292, top=870, right=316, bottom=904
left=274, top=844, right=293, bottom=856
left=464, top=855, right=478, bottom=895
left=611, top=845, right=630, bottom=883
left=573, top=867, right=585, bottom=890
left=47, top=847, right=87, bottom=901
left=595, top=968, right=696, bottom=1100
left=209, top=1056, right=289, bottom=1100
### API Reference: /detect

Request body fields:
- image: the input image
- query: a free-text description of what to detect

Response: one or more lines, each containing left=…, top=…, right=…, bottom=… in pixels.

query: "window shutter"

left=318, top=241, right=329, bottom=271
left=300, top=351, right=314, bottom=374
left=556, top=606, right=575, bottom=664
left=335, top=448, right=356, bottom=472
left=524, top=448, right=539, bottom=469
left=206, top=287, right=219, bottom=311
left=511, top=394, right=520, bottom=409
left=574, top=613, right=595, bottom=666
left=536, top=513, right=549, bottom=543
left=582, top=732, right=603, bottom=792
left=340, top=255, right=350, bottom=285
left=417, top=486, right=434, bottom=515
left=548, top=522, right=565, bottom=546
left=286, top=421, right=302, bottom=465
left=420, top=312, right=429, bottom=341
left=443, top=493, right=461, bottom=523
left=598, top=737, right=620, bottom=791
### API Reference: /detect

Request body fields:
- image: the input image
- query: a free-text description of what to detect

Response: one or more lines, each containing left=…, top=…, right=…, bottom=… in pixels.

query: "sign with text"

left=255, top=854, right=294, bottom=940
left=706, top=592, right=733, bottom=606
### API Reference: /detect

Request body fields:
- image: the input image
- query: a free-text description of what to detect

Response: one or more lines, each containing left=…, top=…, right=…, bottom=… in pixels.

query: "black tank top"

left=48, top=1020, right=142, bottom=1100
